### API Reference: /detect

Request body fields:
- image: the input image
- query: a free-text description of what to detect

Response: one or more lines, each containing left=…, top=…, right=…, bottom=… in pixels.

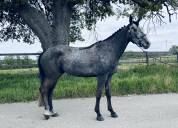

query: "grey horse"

left=38, top=16, right=150, bottom=121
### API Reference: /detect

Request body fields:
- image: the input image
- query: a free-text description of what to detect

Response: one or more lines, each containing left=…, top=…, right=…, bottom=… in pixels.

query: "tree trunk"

left=18, top=1, right=72, bottom=51
left=51, top=0, right=72, bottom=46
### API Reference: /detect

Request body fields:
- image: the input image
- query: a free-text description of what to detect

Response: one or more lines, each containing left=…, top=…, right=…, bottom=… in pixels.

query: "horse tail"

left=38, top=52, right=45, bottom=107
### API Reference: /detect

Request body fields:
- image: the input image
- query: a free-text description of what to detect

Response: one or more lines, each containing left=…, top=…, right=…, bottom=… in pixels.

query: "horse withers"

left=38, top=16, right=150, bottom=121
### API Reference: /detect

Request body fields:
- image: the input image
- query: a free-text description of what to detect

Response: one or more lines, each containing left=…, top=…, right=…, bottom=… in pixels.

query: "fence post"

left=145, top=52, right=149, bottom=65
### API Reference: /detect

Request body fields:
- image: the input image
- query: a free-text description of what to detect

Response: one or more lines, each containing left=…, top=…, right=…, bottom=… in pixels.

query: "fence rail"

left=0, top=53, right=40, bottom=69
left=0, top=52, right=177, bottom=69
left=0, top=53, right=40, bottom=56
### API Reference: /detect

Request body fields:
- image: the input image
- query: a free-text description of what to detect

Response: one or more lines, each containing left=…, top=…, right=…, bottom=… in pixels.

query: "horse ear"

left=137, top=18, right=141, bottom=23
left=135, top=17, right=141, bottom=26
left=129, top=15, right=133, bottom=24
left=134, top=21, right=139, bottom=26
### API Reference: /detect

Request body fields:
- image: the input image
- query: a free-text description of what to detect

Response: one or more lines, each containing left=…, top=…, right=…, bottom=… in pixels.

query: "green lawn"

left=0, top=64, right=178, bottom=103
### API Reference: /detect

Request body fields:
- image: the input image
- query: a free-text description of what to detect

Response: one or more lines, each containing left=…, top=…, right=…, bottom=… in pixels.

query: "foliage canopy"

left=0, top=0, right=177, bottom=50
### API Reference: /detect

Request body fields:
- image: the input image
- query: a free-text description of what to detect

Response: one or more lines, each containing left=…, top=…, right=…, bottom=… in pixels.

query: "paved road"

left=1, top=94, right=178, bottom=128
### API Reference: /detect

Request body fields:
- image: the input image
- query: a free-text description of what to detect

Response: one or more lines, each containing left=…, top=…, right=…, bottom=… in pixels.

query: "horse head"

left=127, top=15, right=150, bottom=49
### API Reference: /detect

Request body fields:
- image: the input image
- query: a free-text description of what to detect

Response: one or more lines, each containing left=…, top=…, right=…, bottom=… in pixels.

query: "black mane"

left=79, top=25, right=127, bottom=50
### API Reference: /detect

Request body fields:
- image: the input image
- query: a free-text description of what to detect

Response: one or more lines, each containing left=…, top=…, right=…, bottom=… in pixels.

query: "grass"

left=0, top=64, right=178, bottom=103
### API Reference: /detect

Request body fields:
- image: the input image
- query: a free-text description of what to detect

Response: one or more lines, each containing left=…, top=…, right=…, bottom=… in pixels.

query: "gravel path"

left=1, top=94, right=178, bottom=128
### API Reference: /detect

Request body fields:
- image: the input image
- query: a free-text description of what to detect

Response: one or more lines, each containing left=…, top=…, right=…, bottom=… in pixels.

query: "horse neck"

left=104, top=26, right=130, bottom=59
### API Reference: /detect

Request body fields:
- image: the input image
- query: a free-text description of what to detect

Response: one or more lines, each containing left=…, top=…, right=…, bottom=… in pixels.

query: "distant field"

left=0, top=64, right=178, bottom=103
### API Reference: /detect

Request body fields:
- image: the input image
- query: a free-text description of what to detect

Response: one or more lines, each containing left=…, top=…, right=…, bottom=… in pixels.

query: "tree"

left=169, top=45, right=178, bottom=62
left=169, top=45, right=178, bottom=55
left=0, top=0, right=178, bottom=51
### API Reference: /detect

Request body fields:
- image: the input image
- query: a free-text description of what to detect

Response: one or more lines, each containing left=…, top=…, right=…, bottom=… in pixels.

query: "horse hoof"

left=44, top=115, right=50, bottom=120
left=51, top=112, right=59, bottom=117
left=111, top=112, right=118, bottom=118
left=96, top=115, right=104, bottom=121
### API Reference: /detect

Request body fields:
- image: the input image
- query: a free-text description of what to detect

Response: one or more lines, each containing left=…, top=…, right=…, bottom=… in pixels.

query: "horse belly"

left=62, top=59, right=98, bottom=76
left=61, top=53, right=103, bottom=76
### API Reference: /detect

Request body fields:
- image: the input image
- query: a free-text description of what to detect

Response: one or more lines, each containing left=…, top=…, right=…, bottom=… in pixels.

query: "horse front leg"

left=105, top=74, right=118, bottom=118
left=95, top=75, right=107, bottom=121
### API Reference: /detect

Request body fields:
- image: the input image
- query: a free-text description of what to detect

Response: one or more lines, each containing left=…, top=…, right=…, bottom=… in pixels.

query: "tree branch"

left=131, top=0, right=151, bottom=8
left=163, top=2, right=174, bottom=22
left=19, top=4, right=52, bottom=50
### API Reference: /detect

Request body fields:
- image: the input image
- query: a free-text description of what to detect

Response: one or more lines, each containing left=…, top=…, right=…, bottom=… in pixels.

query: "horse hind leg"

left=39, top=77, right=58, bottom=119
left=47, top=79, right=59, bottom=117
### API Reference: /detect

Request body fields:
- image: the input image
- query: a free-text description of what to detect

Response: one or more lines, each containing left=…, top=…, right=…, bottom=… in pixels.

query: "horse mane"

left=103, top=26, right=127, bottom=41
left=79, top=25, right=127, bottom=50
left=79, top=41, right=102, bottom=50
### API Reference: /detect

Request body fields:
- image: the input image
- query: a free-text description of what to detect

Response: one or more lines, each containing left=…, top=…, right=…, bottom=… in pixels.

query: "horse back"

left=59, top=46, right=117, bottom=76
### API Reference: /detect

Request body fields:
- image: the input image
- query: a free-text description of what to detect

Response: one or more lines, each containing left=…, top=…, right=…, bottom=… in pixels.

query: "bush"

left=0, top=55, right=36, bottom=69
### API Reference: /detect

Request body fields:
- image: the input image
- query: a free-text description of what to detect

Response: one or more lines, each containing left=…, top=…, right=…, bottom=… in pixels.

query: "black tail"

left=38, top=52, right=45, bottom=107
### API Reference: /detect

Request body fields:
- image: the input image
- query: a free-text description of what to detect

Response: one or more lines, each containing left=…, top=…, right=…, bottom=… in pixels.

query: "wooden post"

left=145, top=52, right=149, bottom=66
left=26, top=55, right=29, bottom=65
left=0, top=59, right=1, bottom=65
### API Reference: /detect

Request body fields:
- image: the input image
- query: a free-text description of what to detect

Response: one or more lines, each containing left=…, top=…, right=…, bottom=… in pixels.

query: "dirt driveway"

left=0, top=94, right=178, bottom=128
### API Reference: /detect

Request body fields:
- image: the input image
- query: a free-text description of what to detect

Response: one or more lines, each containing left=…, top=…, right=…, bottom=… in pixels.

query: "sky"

left=0, top=12, right=178, bottom=53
